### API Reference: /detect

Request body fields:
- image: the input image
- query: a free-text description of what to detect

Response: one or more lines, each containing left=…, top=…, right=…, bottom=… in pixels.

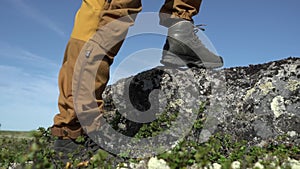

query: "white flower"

left=287, top=158, right=300, bottom=169
left=231, top=161, right=241, bottom=169
left=148, top=157, right=170, bottom=169
left=253, top=162, right=264, bottom=169
left=212, top=163, right=222, bottom=169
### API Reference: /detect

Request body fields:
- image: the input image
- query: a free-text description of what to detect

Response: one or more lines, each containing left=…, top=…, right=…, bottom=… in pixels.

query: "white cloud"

left=0, top=65, right=59, bottom=131
left=0, top=41, right=60, bottom=71
left=0, top=41, right=60, bottom=131
left=8, top=0, right=66, bottom=37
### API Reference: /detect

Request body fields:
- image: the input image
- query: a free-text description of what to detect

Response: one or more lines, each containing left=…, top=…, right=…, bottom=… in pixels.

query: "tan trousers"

left=51, top=0, right=202, bottom=139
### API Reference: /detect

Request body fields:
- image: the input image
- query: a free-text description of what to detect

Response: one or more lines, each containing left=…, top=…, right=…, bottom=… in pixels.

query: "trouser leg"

left=159, top=0, right=202, bottom=27
left=51, top=0, right=105, bottom=139
left=72, top=0, right=142, bottom=134
left=52, top=38, right=86, bottom=139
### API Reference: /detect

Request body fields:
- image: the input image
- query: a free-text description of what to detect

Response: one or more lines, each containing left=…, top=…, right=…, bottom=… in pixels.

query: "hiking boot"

left=53, top=135, right=100, bottom=166
left=160, top=20, right=224, bottom=68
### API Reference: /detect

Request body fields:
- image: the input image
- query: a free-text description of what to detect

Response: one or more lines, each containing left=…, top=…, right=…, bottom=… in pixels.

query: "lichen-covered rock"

left=102, top=57, right=299, bottom=148
left=218, top=57, right=299, bottom=146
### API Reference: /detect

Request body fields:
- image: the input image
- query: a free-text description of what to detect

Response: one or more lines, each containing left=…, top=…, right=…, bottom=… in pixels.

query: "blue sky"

left=0, top=0, right=299, bottom=131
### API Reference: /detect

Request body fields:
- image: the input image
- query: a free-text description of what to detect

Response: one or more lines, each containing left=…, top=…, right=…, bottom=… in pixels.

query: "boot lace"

left=84, top=136, right=101, bottom=153
left=194, top=24, right=207, bottom=32
left=192, top=24, right=206, bottom=42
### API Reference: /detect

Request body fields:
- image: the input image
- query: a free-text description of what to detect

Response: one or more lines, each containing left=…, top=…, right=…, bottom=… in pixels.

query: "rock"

left=216, top=58, right=299, bottom=144
left=101, top=57, right=299, bottom=155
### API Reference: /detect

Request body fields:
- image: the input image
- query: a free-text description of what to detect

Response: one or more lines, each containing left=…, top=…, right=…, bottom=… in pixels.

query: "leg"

left=51, top=0, right=107, bottom=166
left=51, top=0, right=105, bottom=139
left=72, top=0, right=142, bottom=134
left=159, top=0, right=202, bottom=27
left=52, top=38, right=86, bottom=139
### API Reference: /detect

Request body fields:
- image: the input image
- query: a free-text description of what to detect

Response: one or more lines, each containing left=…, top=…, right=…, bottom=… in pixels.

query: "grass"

left=0, top=130, right=33, bottom=138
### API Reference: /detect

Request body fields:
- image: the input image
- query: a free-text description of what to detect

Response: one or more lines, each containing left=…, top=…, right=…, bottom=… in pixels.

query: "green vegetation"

left=156, top=133, right=299, bottom=169
left=0, top=130, right=33, bottom=138
left=0, top=127, right=299, bottom=168
left=0, top=103, right=299, bottom=169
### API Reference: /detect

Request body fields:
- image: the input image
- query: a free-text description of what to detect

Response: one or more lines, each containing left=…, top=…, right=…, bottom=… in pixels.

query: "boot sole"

left=161, top=52, right=223, bottom=69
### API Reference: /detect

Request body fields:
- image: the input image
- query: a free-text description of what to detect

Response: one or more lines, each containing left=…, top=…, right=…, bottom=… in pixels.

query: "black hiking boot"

left=160, top=20, right=223, bottom=68
left=52, top=135, right=100, bottom=167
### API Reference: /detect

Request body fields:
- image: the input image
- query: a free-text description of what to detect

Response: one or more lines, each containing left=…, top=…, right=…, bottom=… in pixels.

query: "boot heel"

left=160, top=51, right=186, bottom=67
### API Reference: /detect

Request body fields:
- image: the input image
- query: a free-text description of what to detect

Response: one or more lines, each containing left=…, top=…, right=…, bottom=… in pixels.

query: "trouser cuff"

left=51, top=126, right=84, bottom=139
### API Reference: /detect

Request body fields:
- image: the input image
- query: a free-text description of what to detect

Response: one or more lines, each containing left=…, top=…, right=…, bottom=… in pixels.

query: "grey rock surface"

left=101, top=57, right=300, bottom=147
